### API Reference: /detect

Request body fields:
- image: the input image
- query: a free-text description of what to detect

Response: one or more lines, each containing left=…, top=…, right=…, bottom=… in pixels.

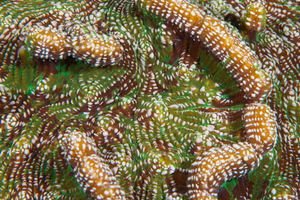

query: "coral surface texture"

left=0, top=0, right=299, bottom=199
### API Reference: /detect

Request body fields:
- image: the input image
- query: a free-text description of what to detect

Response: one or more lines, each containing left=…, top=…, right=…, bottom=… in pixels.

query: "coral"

left=0, top=0, right=298, bottom=199
left=201, top=0, right=300, bottom=198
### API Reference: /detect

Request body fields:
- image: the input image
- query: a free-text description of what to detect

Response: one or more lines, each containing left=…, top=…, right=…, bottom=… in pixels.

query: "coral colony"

left=0, top=0, right=299, bottom=199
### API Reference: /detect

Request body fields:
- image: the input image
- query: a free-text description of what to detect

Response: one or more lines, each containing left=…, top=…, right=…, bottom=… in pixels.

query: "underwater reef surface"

left=0, top=0, right=299, bottom=199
